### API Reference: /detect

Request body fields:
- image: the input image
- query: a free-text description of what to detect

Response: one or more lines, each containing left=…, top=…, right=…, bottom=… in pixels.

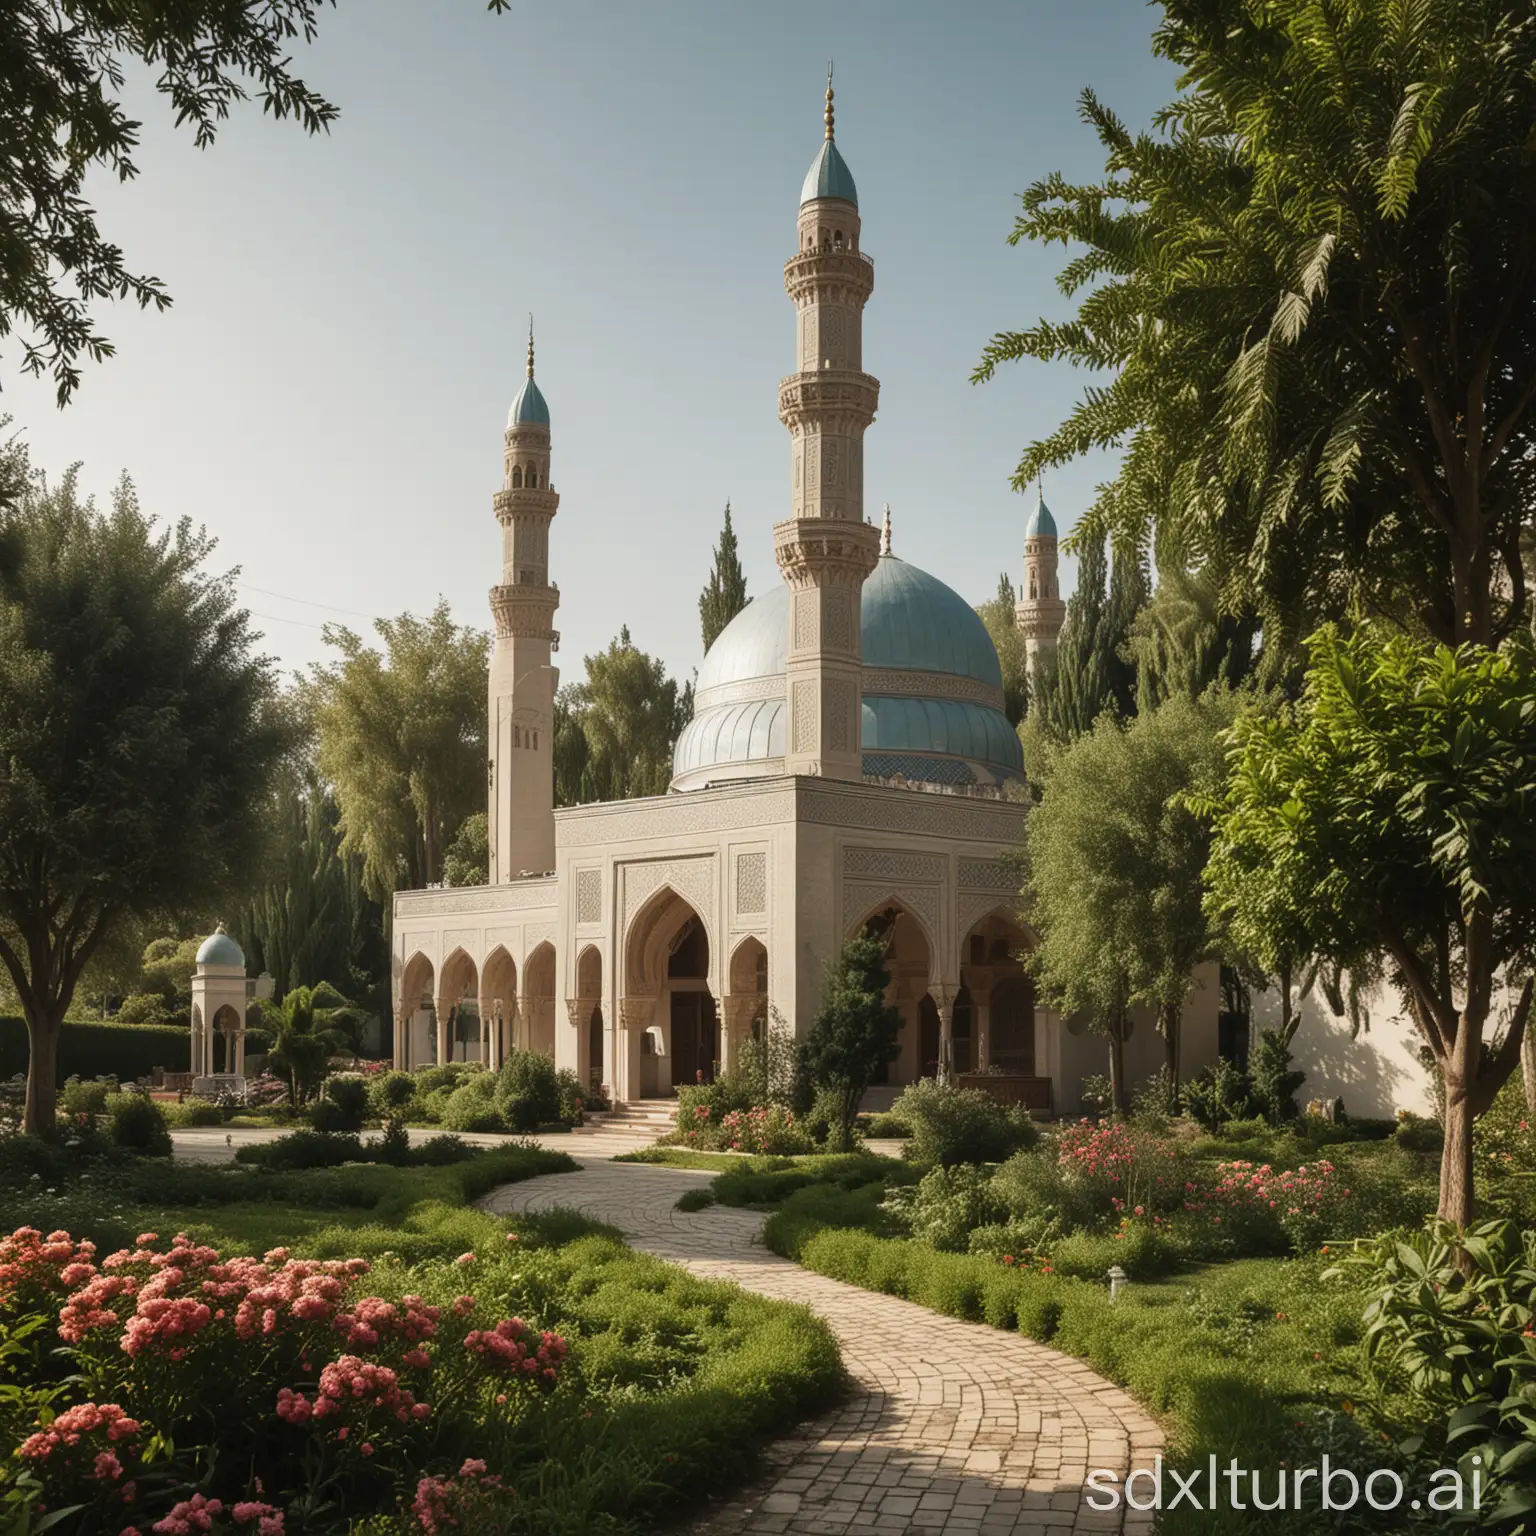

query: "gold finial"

left=526, top=315, right=535, bottom=378
left=825, top=61, right=835, bottom=141
left=881, top=503, right=892, bottom=555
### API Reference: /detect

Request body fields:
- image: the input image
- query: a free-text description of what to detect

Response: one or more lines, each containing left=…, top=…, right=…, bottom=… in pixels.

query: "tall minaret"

left=487, top=321, right=560, bottom=880
left=774, top=68, right=881, bottom=779
left=1015, top=482, right=1066, bottom=675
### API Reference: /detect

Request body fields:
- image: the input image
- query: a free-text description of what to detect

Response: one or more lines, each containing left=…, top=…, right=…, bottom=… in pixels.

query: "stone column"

left=435, top=1002, right=453, bottom=1067
left=234, top=1027, right=246, bottom=1079
left=929, top=983, right=958, bottom=1086
left=618, top=997, right=655, bottom=1104
left=976, top=993, right=991, bottom=1070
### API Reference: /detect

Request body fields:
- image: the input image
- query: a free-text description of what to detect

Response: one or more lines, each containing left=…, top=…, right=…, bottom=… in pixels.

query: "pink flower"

left=455, top=1253, right=475, bottom=1266
left=453, top=1295, right=476, bottom=1316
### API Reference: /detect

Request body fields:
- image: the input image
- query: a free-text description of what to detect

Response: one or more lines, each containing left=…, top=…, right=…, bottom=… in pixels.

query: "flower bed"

left=0, top=1208, right=840, bottom=1535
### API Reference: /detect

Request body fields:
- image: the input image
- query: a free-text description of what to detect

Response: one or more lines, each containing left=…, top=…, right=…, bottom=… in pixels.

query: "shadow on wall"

left=1254, top=984, right=1434, bottom=1119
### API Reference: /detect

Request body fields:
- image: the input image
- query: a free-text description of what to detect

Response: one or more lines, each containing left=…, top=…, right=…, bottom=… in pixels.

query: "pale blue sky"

left=7, top=0, right=1175, bottom=687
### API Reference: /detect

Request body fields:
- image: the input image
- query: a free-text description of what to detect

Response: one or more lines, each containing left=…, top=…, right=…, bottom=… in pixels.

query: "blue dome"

left=1025, top=491, right=1057, bottom=539
left=674, top=553, right=1023, bottom=789
left=507, top=376, right=549, bottom=428
left=800, top=140, right=858, bottom=207
left=196, top=927, right=245, bottom=969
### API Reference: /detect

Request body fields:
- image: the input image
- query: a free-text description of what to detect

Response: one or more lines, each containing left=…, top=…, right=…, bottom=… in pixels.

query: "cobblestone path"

left=482, top=1160, right=1162, bottom=1536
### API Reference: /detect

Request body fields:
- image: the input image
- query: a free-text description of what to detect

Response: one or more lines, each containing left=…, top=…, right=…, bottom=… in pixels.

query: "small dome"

left=800, top=140, right=858, bottom=207
left=1025, top=490, right=1057, bottom=539
left=196, top=925, right=245, bottom=969
left=507, top=376, right=549, bottom=429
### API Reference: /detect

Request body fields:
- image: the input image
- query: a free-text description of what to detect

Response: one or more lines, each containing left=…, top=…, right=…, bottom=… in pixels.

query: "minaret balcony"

left=772, top=516, right=881, bottom=590
left=778, top=370, right=879, bottom=426
left=490, top=582, right=560, bottom=642
left=493, top=487, right=560, bottom=522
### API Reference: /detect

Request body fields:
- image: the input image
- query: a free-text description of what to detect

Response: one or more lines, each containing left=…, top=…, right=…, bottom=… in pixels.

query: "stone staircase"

left=569, top=1099, right=677, bottom=1148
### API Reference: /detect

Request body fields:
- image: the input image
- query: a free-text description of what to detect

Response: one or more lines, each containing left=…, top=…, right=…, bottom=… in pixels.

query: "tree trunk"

left=1108, top=1020, right=1128, bottom=1116
left=1522, top=1025, right=1536, bottom=1115
left=24, top=1013, right=60, bottom=1136
left=1161, top=1000, right=1181, bottom=1086
left=1439, top=1065, right=1476, bottom=1228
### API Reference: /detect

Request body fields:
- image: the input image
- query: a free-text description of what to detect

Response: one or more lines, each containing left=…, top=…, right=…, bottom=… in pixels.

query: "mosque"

left=386, top=80, right=1232, bottom=1109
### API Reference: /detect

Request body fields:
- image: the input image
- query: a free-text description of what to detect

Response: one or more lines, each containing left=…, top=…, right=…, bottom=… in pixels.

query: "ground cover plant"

left=0, top=1137, right=842, bottom=1536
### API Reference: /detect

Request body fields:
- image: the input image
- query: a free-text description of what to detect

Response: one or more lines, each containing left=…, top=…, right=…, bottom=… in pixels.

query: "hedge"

left=0, top=1017, right=189, bottom=1085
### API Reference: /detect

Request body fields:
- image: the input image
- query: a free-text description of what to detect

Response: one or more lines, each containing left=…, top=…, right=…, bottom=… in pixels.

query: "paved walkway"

left=483, top=1160, right=1162, bottom=1536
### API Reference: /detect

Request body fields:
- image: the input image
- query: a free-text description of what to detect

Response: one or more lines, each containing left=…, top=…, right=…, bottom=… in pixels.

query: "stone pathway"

left=483, top=1160, right=1162, bottom=1536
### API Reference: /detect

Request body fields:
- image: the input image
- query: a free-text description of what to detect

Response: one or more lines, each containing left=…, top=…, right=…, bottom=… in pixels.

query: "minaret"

left=774, top=67, right=881, bottom=779
left=488, top=321, right=560, bottom=881
left=1015, top=482, right=1066, bottom=675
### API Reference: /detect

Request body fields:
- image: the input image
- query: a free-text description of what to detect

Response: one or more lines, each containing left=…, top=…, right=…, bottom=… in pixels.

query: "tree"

left=266, top=981, right=356, bottom=1107
left=1023, top=689, right=1242, bottom=1099
left=443, top=812, right=488, bottom=888
left=698, top=501, right=749, bottom=654
left=309, top=602, right=488, bottom=899
left=976, top=0, right=1536, bottom=651
left=0, top=443, right=288, bottom=1132
left=233, top=772, right=387, bottom=1009
left=2, top=1, right=519, bottom=406
left=1202, top=627, right=1536, bottom=1227
left=1130, top=562, right=1268, bottom=714
left=800, top=934, right=902, bottom=1152
left=1031, top=530, right=1144, bottom=740
left=976, top=573, right=1028, bottom=726
left=557, top=627, right=692, bottom=803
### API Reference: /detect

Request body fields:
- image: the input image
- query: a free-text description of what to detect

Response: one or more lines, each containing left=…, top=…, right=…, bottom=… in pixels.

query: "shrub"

left=308, top=1096, right=351, bottom=1133
left=495, top=1051, right=560, bottom=1131
left=1130, top=1064, right=1180, bottom=1122
left=112, top=991, right=175, bottom=1025
left=860, top=1113, right=909, bottom=1138
left=891, top=1079, right=1038, bottom=1168
left=58, top=1079, right=112, bottom=1117
left=1474, top=1075, right=1535, bottom=1181
left=442, top=1074, right=508, bottom=1134
left=181, top=1098, right=224, bottom=1128
left=1181, top=1057, right=1254, bottom=1130
left=322, top=1072, right=370, bottom=1132
left=0, top=1018, right=189, bottom=1085
left=377, top=1114, right=410, bottom=1165
left=412, top=1132, right=478, bottom=1166
left=676, top=1187, right=716, bottom=1212
left=369, top=1069, right=417, bottom=1116
left=1395, top=1109, right=1444, bottom=1154
left=1050, top=1221, right=1178, bottom=1281
left=717, top=1104, right=812, bottom=1156
left=1186, top=1158, right=1349, bottom=1255
left=889, top=1164, right=1005, bottom=1252
left=104, top=1090, right=172, bottom=1156
left=235, top=1128, right=366, bottom=1171
left=1248, top=1029, right=1307, bottom=1123
left=413, top=1062, right=483, bottom=1096
left=1052, top=1118, right=1185, bottom=1220
left=989, top=1147, right=1101, bottom=1233
left=555, top=1067, right=586, bottom=1126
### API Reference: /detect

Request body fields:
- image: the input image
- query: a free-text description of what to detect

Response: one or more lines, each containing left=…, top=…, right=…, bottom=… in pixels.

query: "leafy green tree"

left=977, top=0, right=1536, bottom=650
left=443, top=812, right=488, bottom=888
left=557, top=627, right=692, bottom=802
left=1023, top=689, right=1242, bottom=1097
left=309, top=602, right=487, bottom=899
left=699, top=501, right=749, bottom=654
left=1130, top=563, right=1268, bottom=714
left=1202, top=627, right=1536, bottom=1227
left=266, top=981, right=357, bottom=1107
left=976, top=573, right=1028, bottom=726
left=2, top=1, right=518, bottom=406
left=234, top=774, right=387, bottom=1009
left=1032, top=531, right=1145, bottom=740
left=801, top=934, right=902, bottom=1152
left=0, top=443, right=288, bottom=1132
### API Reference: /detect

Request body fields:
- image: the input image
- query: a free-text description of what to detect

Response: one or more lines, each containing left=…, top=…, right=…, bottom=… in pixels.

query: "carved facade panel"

left=575, top=868, right=602, bottom=925
left=693, top=674, right=785, bottom=713
left=736, top=851, right=767, bottom=915
left=959, top=889, right=1020, bottom=938
left=394, top=879, right=557, bottom=918
left=555, top=785, right=797, bottom=846
left=793, top=592, right=817, bottom=651
left=622, top=857, right=717, bottom=937
left=798, top=783, right=1024, bottom=842
left=958, top=857, right=1015, bottom=891
left=825, top=678, right=855, bottom=753
left=484, top=928, right=518, bottom=958
left=842, top=879, right=941, bottom=950
left=524, top=923, right=556, bottom=953
left=791, top=679, right=817, bottom=753
left=442, top=929, right=480, bottom=959
left=844, top=848, right=945, bottom=884
left=861, top=668, right=1005, bottom=710
left=823, top=588, right=854, bottom=653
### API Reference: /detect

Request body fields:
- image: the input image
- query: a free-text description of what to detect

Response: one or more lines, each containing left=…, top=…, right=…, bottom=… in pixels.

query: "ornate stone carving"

left=736, top=851, right=767, bottom=915
left=442, top=929, right=479, bottom=957
left=823, top=589, right=854, bottom=653
left=791, top=679, right=817, bottom=753
left=564, top=999, right=583, bottom=1029
left=554, top=784, right=798, bottom=847
left=844, top=849, right=945, bottom=883
left=576, top=868, right=601, bottom=925
left=618, top=996, right=656, bottom=1030
left=958, top=858, right=1015, bottom=891
left=395, top=879, right=556, bottom=919
left=959, top=888, right=1020, bottom=938
left=825, top=677, right=855, bottom=753
left=524, top=923, right=556, bottom=952
left=861, top=668, right=1005, bottom=711
left=798, top=781, right=1024, bottom=842
left=622, top=857, right=716, bottom=936
left=842, top=879, right=940, bottom=946
left=693, top=674, right=786, bottom=713
left=793, top=592, right=817, bottom=650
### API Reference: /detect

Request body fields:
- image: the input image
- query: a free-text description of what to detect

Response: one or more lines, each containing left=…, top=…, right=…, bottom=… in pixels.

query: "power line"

left=244, top=610, right=332, bottom=632
left=237, top=582, right=380, bottom=621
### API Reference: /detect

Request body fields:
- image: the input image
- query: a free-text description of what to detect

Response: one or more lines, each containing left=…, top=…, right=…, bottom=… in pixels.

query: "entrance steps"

left=571, top=1100, right=677, bottom=1141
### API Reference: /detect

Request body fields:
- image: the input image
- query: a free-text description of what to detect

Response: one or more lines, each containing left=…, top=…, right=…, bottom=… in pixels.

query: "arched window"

left=511, top=466, right=523, bottom=488
left=531, top=730, right=538, bottom=750
left=513, top=725, right=521, bottom=748
left=527, top=466, right=538, bottom=489
left=1029, top=575, right=1038, bottom=599
left=833, top=230, right=844, bottom=249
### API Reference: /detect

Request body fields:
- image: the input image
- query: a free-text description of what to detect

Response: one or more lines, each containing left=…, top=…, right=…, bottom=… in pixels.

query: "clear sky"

left=7, top=0, right=1176, bottom=689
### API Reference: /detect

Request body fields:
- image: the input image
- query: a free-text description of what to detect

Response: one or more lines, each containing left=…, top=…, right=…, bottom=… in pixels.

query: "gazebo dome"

left=195, top=925, right=245, bottom=969
left=672, top=552, right=1023, bottom=791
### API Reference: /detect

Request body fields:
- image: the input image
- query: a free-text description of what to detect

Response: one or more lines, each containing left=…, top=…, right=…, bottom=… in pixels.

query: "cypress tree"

left=699, top=501, right=749, bottom=654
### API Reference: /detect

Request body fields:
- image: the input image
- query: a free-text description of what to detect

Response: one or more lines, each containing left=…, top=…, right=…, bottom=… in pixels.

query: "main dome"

left=672, top=553, right=1023, bottom=791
